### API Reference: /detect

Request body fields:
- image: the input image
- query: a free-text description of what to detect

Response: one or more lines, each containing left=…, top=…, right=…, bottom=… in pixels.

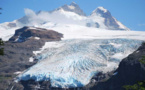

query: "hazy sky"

left=0, top=0, right=145, bottom=31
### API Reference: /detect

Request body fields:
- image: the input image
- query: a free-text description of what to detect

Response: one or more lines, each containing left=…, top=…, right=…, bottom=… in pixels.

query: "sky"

left=0, top=0, right=145, bottom=31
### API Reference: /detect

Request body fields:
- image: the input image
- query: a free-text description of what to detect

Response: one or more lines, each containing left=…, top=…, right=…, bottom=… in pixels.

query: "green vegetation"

left=0, top=39, right=4, bottom=45
left=0, top=48, right=4, bottom=55
left=0, top=39, right=4, bottom=55
left=0, top=74, right=13, bottom=82
left=139, top=56, right=145, bottom=65
left=0, top=76, right=12, bottom=81
left=123, top=81, right=145, bottom=90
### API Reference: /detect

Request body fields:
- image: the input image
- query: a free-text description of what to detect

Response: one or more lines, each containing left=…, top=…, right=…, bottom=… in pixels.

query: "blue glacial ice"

left=17, top=39, right=142, bottom=88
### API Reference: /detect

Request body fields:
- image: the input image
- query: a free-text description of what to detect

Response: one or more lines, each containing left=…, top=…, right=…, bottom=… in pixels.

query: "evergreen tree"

left=0, top=38, right=4, bottom=55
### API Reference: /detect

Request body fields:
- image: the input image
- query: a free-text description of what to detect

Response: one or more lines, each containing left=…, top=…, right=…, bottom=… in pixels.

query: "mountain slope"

left=0, top=2, right=129, bottom=39
left=90, top=43, right=145, bottom=90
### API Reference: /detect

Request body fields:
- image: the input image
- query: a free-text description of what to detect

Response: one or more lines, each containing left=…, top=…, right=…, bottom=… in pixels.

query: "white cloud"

left=23, top=8, right=87, bottom=26
left=24, top=8, right=36, bottom=17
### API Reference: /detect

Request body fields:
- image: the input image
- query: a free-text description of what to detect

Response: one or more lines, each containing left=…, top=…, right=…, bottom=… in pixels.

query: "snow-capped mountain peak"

left=91, top=7, right=110, bottom=17
left=0, top=2, right=131, bottom=38
left=56, top=2, right=86, bottom=16
left=97, top=7, right=108, bottom=13
left=92, top=7, right=108, bottom=15
left=90, top=7, right=130, bottom=30
left=70, top=2, right=78, bottom=7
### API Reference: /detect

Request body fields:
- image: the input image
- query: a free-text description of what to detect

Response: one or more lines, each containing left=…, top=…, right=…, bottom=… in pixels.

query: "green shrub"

left=139, top=56, right=145, bottom=65
left=123, top=81, right=145, bottom=90
left=0, top=39, right=4, bottom=45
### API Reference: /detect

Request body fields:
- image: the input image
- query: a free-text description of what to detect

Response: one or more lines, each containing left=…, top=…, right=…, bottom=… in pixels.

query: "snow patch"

left=14, top=71, right=22, bottom=75
left=98, top=7, right=107, bottom=13
left=111, top=53, right=124, bottom=60
left=29, top=57, right=34, bottom=62
left=68, top=5, right=75, bottom=9
left=33, top=41, right=64, bottom=55
left=34, top=37, right=40, bottom=40
left=136, top=51, right=139, bottom=53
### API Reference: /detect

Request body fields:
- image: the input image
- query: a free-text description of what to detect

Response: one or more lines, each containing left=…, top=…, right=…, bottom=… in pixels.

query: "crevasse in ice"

left=17, top=39, right=142, bottom=88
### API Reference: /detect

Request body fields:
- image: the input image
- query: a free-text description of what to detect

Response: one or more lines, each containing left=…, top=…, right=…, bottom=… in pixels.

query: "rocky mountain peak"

left=97, top=7, right=108, bottom=12
left=70, top=2, right=78, bottom=6
left=91, top=7, right=129, bottom=30
left=91, top=7, right=109, bottom=16
left=56, top=2, right=86, bottom=16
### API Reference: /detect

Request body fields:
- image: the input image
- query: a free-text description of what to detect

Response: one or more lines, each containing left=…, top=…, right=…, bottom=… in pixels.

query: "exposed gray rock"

left=0, top=26, right=63, bottom=90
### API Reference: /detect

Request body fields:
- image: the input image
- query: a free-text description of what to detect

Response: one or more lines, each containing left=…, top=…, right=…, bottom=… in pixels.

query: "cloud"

left=138, top=24, right=145, bottom=26
left=22, top=8, right=86, bottom=26
left=24, top=8, right=36, bottom=17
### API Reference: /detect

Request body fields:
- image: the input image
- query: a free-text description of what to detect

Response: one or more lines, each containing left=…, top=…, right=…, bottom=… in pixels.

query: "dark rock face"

left=90, top=43, right=145, bottom=90
left=0, top=26, right=63, bottom=90
left=9, top=26, right=63, bottom=42
left=21, top=80, right=83, bottom=90
left=21, top=80, right=51, bottom=90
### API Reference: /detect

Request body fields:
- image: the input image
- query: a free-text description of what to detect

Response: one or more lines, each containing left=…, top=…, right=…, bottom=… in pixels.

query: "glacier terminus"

left=16, top=39, right=142, bottom=88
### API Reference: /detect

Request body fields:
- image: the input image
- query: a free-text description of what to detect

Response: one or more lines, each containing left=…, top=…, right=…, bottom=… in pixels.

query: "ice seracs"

left=16, top=39, right=142, bottom=88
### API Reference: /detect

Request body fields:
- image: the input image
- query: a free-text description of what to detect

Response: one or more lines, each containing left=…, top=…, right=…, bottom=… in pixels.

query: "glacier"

left=16, top=39, right=142, bottom=88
